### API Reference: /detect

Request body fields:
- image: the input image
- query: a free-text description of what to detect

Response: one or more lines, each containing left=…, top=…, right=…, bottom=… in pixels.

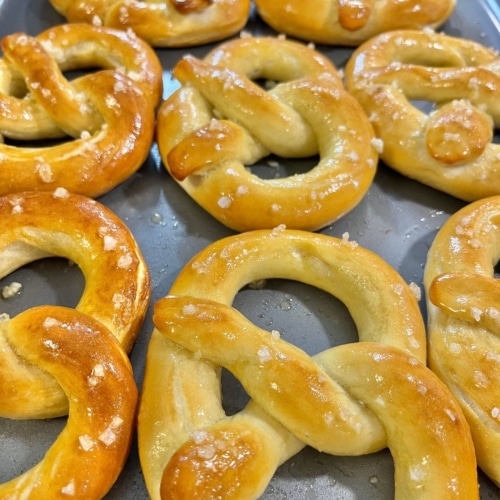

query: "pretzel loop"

left=345, top=30, right=500, bottom=201
left=424, top=195, right=500, bottom=486
left=0, top=191, right=150, bottom=419
left=48, top=0, right=251, bottom=47
left=253, top=0, right=456, bottom=45
left=138, top=230, right=480, bottom=499
left=0, top=24, right=162, bottom=197
left=0, top=305, right=138, bottom=498
left=157, top=36, right=378, bottom=232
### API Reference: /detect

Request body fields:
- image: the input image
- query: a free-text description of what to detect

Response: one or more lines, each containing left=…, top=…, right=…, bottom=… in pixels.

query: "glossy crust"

left=157, top=36, right=378, bottom=232
left=0, top=306, right=138, bottom=499
left=48, top=0, right=251, bottom=47
left=424, top=196, right=500, bottom=486
left=139, top=229, right=478, bottom=499
left=345, top=29, right=500, bottom=201
left=253, top=0, right=456, bottom=45
left=0, top=24, right=162, bottom=197
left=0, top=191, right=150, bottom=419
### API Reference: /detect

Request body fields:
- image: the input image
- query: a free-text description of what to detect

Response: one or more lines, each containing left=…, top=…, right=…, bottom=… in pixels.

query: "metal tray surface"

left=0, top=0, right=500, bottom=498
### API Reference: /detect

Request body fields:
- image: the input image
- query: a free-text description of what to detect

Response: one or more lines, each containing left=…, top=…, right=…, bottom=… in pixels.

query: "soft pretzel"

left=139, top=229, right=478, bottom=499
left=48, top=0, right=251, bottom=47
left=0, top=23, right=162, bottom=197
left=0, top=190, right=150, bottom=419
left=157, top=36, right=378, bottom=232
left=0, top=305, right=138, bottom=499
left=253, top=0, right=456, bottom=46
left=424, top=195, right=500, bottom=486
left=345, top=29, right=500, bottom=201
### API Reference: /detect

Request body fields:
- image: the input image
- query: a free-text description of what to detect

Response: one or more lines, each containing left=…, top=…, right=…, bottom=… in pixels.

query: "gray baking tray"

left=1, top=0, right=500, bottom=498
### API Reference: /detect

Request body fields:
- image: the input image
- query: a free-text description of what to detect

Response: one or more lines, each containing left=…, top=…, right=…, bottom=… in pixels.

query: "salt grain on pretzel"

left=0, top=24, right=162, bottom=197
left=0, top=305, right=138, bottom=498
left=424, top=195, right=500, bottom=486
left=48, top=0, right=251, bottom=47
left=0, top=191, right=150, bottom=419
left=138, top=229, right=478, bottom=499
left=157, top=36, right=378, bottom=232
left=345, top=29, right=500, bottom=201
left=253, top=0, right=456, bottom=46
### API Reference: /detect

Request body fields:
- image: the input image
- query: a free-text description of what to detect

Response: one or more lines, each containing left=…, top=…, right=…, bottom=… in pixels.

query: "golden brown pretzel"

left=0, top=190, right=150, bottom=419
left=345, top=29, right=500, bottom=201
left=254, top=0, right=456, bottom=46
left=138, top=229, right=478, bottom=498
left=157, top=36, right=378, bottom=232
left=48, top=0, right=251, bottom=47
left=0, top=305, right=138, bottom=498
left=424, top=195, right=500, bottom=486
left=0, top=24, right=162, bottom=197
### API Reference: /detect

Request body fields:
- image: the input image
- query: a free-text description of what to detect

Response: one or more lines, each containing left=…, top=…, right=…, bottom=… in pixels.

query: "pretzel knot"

left=0, top=190, right=150, bottom=419
left=424, top=195, right=500, bottom=486
left=253, top=0, right=455, bottom=46
left=0, top=306, right=138, bottom=498
left=157, top=36, right=378, bottom=232
left=49, top=0, right=251, bottom=47
left=0, top=24, right=163, bottom=197
left=139, top=229, right=478, bottom=499
left=345, top=29, right=500, bottom=201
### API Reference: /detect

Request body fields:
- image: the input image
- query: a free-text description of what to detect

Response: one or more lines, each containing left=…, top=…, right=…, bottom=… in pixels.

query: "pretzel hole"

left=493, top=261, right=500, bottom=279
left=0, top=258, right=84, bottom=315
left=221, top=279, right=357, bottom=415
left=0, top=416, right=66, bottom=484
left=248, top=154, right=319, bottom=179
left=409, top=99, right=436, bottom=115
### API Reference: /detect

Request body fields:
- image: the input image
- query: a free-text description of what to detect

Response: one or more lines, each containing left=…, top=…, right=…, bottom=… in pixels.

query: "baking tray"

left=1, top=0, right=500, bottom=498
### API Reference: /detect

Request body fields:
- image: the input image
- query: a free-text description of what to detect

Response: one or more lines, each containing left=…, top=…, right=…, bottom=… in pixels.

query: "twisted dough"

left=139, top=229, right=478, bottom=499
left=0, top=305, right=138, bottom=499
left=254, top=0, right=456, bottom=46
left=0, top=190, right=150, bottom=419
left=345, top=29, right=500, bottom=201
left=49, top=0, right=251, bottom=47
left=424, top=195, right=500, bottom=486
left=157, top=36, right=378, bottom=232
left=0, top=24, right=162, bottom=197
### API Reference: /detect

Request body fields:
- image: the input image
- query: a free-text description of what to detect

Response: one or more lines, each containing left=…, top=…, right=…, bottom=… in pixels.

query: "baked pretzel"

left=424, top=195, right=500, bottom=486
left=254, top=0, right=456, bottom=46
left=138, top=229, right=478, bottom=498
left=157, top=36, right=378, bottom=232
left=0, top=305, right=138, bottom=498
left=345, top=29, right=500, bottom=201
left=0, top=23, right=162, bottom=197
left=48, top=0, right=251, bottom=47
left=0, top=190, right=150, bottom=419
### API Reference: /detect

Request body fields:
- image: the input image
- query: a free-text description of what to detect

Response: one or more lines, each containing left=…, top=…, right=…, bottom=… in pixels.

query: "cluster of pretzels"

left=2, top=0, right=500, bottom=497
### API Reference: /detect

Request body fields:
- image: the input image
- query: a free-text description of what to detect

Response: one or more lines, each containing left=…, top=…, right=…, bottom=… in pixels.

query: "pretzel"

left=0, top=23, right=162, bottom=197
left=157, top=36, right=378, bottom=232
left=0, top=305, right=138, bottom=498
left=48, top=0, right=251, bottom=47
left=345, top=29, right=500, bottom=201
left=0, top=190, right=150, bottom=419
left=424, top=195, right=500, bottom=486
left=138, top=228, right=479, bottom=498
left=253, top=0, right=456, bottom=46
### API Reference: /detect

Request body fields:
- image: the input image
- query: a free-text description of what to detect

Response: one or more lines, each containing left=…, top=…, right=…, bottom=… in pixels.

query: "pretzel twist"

left=48, top=0, right=251, bottom=47
left=157, top=36, right=378, bottom=232
left=253, top=0, right=456, bottom=46
left=0, top=305, right=138, bottom=499
left=0, top=24, right=162, bottom=197
left=424, top=195, right=500, bottom=486
left=345, top=29, right=500, bottom=201
left=139, top=229, right=478, bottom=499
left=0, top=190, right=150, bottom=419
